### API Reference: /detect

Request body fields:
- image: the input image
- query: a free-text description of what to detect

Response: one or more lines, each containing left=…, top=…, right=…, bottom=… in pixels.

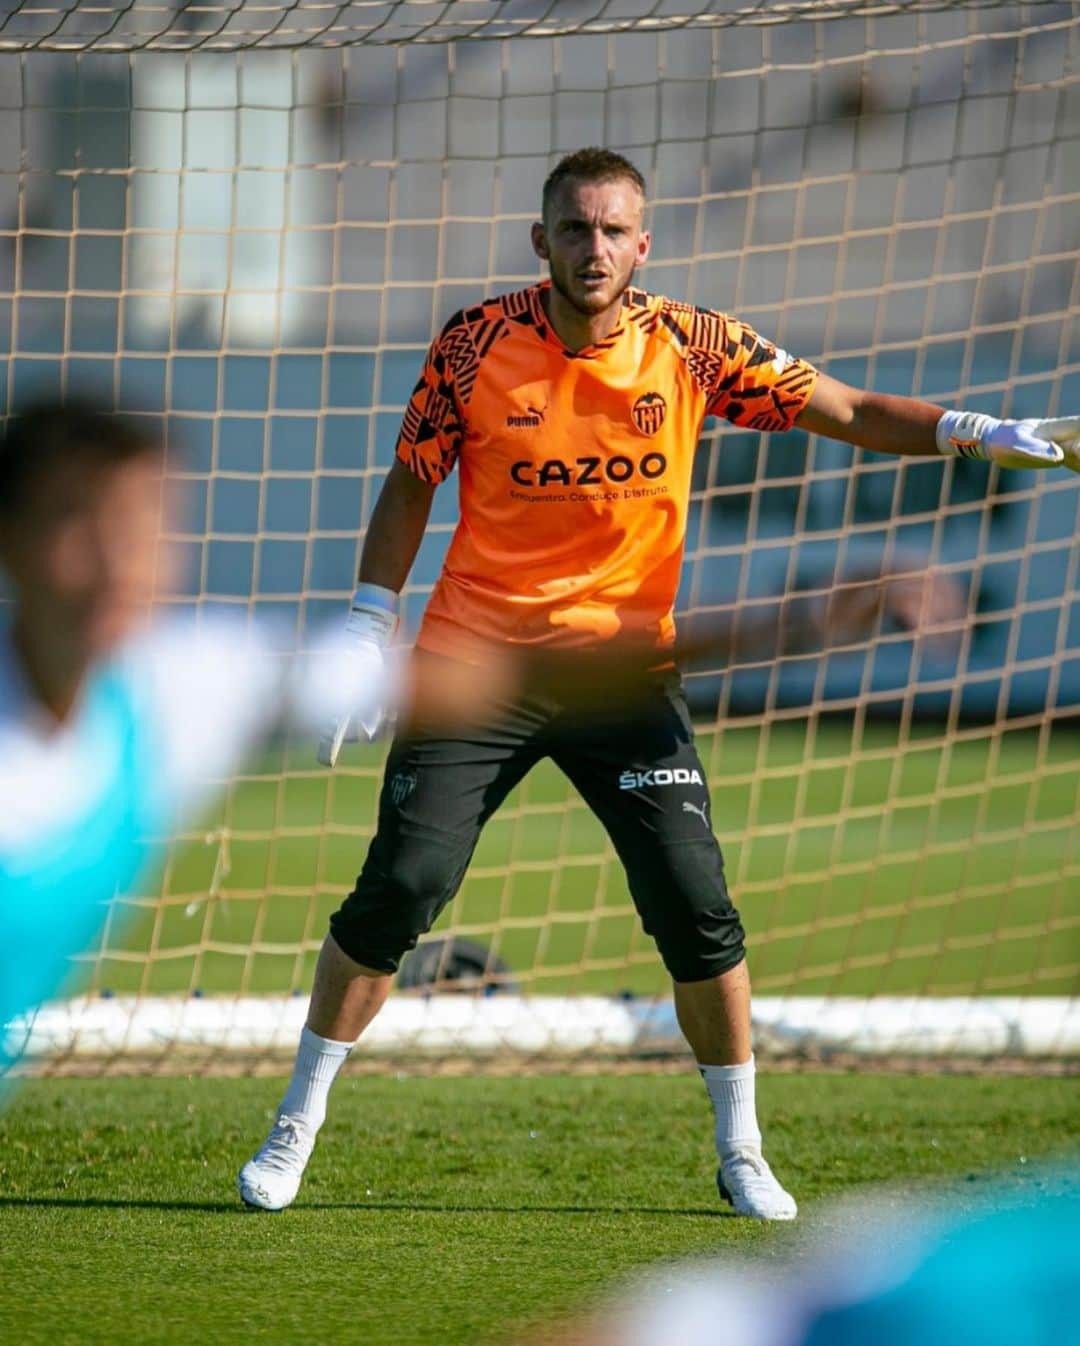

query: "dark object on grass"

left=397, top=937, right=518, bottom=994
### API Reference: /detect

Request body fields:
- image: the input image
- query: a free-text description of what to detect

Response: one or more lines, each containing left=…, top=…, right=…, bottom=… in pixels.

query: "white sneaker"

left=718, top=1148, right=798, bottom=1220
left=238, top=1114, right=317, bottom=1211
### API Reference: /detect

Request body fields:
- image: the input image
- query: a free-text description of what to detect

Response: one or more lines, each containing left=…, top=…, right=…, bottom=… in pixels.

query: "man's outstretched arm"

left=797, top=372, right=1080, bottom=471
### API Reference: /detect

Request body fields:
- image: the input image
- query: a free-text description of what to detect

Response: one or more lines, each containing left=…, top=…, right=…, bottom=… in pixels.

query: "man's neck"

left=11, top=608, right=89, bottom=726
left=540, top=285, right=623, bottom=352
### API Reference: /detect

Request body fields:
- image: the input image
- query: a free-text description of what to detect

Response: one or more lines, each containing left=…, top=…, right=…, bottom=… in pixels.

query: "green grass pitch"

left=5, top=722, right=1073, bottom=1341
left=0, top=1073, right=1076, bottom=1346
left=94, top=718, right=1078, bottom=1000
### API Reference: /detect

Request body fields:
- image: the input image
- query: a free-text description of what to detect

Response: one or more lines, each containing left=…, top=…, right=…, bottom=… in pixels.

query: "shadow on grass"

left=0, top=1195, right=724, bottom=1218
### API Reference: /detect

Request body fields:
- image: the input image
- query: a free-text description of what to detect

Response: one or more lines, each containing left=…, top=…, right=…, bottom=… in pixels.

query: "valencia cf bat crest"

left=389, top=771, right=418, bottom=807
left=632, top=391, right=667, bottom=436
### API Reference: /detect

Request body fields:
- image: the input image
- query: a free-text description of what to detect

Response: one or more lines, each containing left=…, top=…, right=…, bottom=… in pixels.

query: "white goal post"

left=2, top=0, right=1077, bottom=1067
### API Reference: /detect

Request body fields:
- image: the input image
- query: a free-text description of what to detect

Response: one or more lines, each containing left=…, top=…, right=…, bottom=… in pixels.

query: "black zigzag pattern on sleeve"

left=687, top=346, right=724, bottom=396
left=502, top=288, right=533, bottom=322
left=437, top=304, right=511, bottom=407
left=738, top=364, right=818, bottom=432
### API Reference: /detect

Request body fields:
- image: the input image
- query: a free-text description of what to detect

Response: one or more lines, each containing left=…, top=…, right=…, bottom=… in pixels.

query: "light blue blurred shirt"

left=620, top=1170, right=1078, bottom=1346
left=0, top=615, right=384, bottom=1062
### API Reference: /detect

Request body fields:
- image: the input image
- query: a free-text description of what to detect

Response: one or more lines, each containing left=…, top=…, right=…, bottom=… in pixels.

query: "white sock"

left=700, top=1056, right=762, bottom=1159
left=278, top=1025, right=354, bottom=1131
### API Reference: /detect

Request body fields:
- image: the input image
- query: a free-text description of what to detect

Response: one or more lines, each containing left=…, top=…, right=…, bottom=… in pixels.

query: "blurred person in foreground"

left=0, top=399, right=518, bottom=1070
left=507, top=1169, right=1078, bottom=1346
left=239, top=145, right=1079, bottom=1219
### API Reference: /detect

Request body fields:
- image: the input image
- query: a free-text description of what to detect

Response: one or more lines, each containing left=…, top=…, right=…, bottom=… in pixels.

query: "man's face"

left=2, top=451, right=176, bottom=658
left=532, top=176, right=651, bottom=318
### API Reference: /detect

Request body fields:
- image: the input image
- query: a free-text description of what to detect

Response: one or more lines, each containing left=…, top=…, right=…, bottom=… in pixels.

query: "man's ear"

left=531, top=220, right=550, bottom=261
left=636, top=229, right=652, bottom=265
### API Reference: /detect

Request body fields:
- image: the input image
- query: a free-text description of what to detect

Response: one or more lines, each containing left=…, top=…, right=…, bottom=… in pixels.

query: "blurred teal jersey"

left=0, top=616, right=386, bottom=1066
left=0, top=659, right=162, bottom=1049
left=620, top=1170, right=1078, bottom=1346
left=802, top=1181, right=1079, bottom=1346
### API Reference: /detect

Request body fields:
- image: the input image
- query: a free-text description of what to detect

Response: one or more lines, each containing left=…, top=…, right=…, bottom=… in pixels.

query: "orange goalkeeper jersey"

left=396, top=282, right=818, bottom=655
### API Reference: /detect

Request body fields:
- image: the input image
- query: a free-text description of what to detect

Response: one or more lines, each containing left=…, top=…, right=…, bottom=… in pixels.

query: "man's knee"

left=655, top=905, right=747, bottom=983
left=329, top=835, right=470, bottom=974
left=629, top=842, right=747, bottom=983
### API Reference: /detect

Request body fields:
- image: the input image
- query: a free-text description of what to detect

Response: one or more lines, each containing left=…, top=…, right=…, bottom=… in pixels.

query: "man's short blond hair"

left=541, top=148, right=646, bottom=220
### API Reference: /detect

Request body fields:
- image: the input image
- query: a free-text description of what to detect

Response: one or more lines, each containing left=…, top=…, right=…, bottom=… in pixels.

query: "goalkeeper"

left=240, top=148, right=1080, bottom=1219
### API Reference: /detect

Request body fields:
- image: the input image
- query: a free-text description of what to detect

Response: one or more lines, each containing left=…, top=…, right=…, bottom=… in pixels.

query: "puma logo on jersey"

left=506, top=405, right=545, bottom=428
left=682, top=800, right=710, bottom=826
left=619, top=767, right=704, bottom=790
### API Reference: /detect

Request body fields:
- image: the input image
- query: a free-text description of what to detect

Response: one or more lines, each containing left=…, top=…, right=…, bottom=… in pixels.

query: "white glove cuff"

left=346, top=583, right=399, bottom=647
left=935, top=410, right=1000, bottom=461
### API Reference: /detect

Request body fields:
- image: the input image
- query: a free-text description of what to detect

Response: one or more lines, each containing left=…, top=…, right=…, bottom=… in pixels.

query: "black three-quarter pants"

left=330, top=660, right=746, bottom=984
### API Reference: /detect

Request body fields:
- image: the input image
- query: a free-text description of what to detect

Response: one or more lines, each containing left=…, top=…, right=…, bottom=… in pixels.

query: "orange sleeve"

left=395, top=319, right=467, bottom=485
left=691, top=311, right=818, bottom=433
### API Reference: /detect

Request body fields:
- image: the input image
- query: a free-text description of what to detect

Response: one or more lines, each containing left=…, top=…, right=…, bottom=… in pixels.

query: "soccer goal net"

left=3, top=0, right=1078, bottom=1067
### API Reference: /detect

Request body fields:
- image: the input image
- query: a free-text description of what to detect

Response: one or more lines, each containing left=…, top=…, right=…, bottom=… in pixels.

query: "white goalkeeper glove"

left=316, top=583, right=398, bottom=767
left=936, top=411, right=1080, bottom=472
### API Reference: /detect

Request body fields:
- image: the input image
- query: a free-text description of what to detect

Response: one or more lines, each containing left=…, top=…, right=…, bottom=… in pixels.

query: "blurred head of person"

left=0, top=399, right=174, bottom=719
